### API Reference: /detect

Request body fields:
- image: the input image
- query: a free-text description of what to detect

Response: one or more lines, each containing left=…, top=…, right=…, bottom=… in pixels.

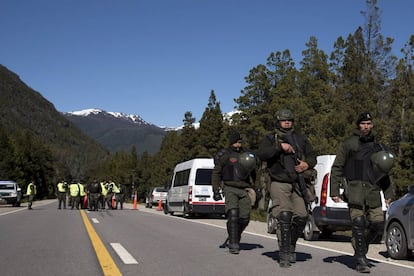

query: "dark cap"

left=229, top=131, right=242, bottom=145
left=356, top=112, right=373, bottom=125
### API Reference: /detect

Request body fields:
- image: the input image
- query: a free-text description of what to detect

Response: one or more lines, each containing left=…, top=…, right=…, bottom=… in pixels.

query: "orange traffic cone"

left=133, top=191, right=138, bottom=210
left=83, top=196, right=88, bottom=209
left=112, top=195, right=115, bottom=209
left=157, top=198, right=163, bottom=211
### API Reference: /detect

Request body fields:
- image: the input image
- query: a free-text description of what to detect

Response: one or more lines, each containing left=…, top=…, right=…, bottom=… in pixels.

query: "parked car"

left=0, top=180, right=22, bottom=207
left=384, top=185, right=414, bottom=260
left=146, top=186, right=168, bottom=208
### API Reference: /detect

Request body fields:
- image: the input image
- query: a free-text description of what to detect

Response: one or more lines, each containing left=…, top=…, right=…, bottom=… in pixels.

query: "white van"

left=165, top=158, right=225, bottom=217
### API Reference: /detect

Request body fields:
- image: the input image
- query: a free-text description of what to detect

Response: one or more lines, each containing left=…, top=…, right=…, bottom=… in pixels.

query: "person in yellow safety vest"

left=78, top=182, right=86, bottom=209
left=114, top=183, right=124, bottom=210
left=57, top=180, right=68, bottom=209
left=26, top=181, right=37, bottom=210
left=69, top=182, right=80, bottom=210
left=105, top=180, right=115, bottom=209
left=100, top=181, right=108, bottom=209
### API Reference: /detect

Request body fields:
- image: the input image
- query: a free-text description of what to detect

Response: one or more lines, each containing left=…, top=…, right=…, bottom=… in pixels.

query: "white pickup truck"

left=0, top=180, right=22, bottom=207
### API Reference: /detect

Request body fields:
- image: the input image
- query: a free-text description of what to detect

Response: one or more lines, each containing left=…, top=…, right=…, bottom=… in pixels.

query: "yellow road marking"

left=80, top=210, right=122, bottom=276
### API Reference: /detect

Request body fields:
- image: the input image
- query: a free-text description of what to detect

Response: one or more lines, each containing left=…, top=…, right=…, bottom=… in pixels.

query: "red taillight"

left=188, top=186, right=192, bottom=203
left=320, top=172, right=329, bottom=207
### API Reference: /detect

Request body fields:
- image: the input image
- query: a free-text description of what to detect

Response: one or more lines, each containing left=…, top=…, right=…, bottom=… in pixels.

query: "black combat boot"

left=278, top=211, right=293, bottom=268
left=290, top=216, right=307, bottom=263
left=238, top=218, right=250, bottom=244
left=227, top=209, right=240, bottom=254
left=353, top=216, right=370, bottom=273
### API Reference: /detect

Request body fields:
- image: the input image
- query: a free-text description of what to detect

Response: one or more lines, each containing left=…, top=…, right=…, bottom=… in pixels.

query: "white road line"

left=110, top=243, right=138, bottom=264
left=91, top=218, right=99, bottom=224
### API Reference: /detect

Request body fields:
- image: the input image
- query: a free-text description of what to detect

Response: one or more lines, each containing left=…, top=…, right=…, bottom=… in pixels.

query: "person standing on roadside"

left=105, top=179, right=115, bottom=209
left=256, top=109, right=316, bottom=268
left=330, top=112, right=395, bottom=274
left=114, top=183, right=125, bottom=210
left=212, top=131, right=258, bottom=255
left=69, top=181, right=80, bottom=210
left=57, top=180, right=68, bottom=209
left=78, top=181, right=86, bottom=209
left=26, top=180, right=37, bottom=210
left=100, top=180, right=107, bottom=209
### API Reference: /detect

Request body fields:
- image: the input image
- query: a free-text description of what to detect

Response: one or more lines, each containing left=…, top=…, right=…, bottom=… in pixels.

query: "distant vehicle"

left=165, top=158, right=225, bottom=217
left=0, top=180, right=22, bottom=207
left=146, top=186, right=168, bottom=208
left=385, top=185, right=414, bottom=260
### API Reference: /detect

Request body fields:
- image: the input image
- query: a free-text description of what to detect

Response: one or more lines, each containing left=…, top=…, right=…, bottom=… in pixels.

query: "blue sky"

left=1, top=1, right=413, bottom=127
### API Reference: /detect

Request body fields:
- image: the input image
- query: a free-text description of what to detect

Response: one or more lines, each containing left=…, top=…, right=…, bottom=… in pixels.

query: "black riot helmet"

left=371, top=151, right=394, bottom=174
left=235, top=152, right=257, bottom=179
left=370, top=150, right=394, bottom=183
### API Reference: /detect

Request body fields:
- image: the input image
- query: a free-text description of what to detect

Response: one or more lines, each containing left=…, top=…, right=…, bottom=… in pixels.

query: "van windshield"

left=195, top=169, right=212, bottom=185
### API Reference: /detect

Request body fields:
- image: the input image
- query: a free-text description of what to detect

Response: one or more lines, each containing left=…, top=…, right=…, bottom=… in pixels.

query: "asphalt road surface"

left=0, top=199, right=413, bottom=276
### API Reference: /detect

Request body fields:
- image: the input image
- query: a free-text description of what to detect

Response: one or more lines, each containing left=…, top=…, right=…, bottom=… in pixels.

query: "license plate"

left=199, top=197, right=206, bottom=201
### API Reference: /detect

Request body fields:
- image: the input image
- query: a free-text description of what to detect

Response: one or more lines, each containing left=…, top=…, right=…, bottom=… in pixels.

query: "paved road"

left=1, top=199, right=413, bottom=275
left=137, top=201, right=414, bottom=270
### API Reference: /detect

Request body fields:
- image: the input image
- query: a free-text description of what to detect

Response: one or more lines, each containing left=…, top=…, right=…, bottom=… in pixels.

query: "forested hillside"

left=0, top=64, right=109, bottom=198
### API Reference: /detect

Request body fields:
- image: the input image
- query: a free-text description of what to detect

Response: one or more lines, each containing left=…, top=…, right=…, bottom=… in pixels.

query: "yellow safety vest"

left=101, top=182, right=108, bottom=196
left=57, top=182, right=66, bottom=193
left=69, top=183, right=79, bottom=197
left=112, top=183, right=120, bottom=194
left=78, top=183, right=86, bottom=196
left=26, top=183, right=37, bottom=196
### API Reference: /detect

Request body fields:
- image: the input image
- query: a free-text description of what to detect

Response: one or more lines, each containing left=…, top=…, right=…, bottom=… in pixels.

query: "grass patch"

left=251, top=208, right=267, bottom=222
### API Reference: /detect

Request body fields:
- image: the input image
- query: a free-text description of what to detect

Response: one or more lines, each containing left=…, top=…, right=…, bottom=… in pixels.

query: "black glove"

left=213, top=191, right=222, bottom=201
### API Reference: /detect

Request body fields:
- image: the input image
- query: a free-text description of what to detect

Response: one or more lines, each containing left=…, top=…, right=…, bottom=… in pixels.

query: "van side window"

left=195, top=169, right=213, bottom=185
left=174, top=169, right=191, bottom=187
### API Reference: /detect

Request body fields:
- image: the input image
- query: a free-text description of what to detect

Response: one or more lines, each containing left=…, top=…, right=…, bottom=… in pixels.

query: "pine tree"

left=298, top=36, right=338, bottom=154
left=197, top=90, right=224, bottom=157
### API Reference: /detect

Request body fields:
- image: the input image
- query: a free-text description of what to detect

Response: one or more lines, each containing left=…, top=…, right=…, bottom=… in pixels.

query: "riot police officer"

left=256, top=109, right=316, bottom=268
left=330, top=112, right=394, bottom=273
left=87, top=179, right=102, bottom=211
left=212, top=131, right=257, bottom=254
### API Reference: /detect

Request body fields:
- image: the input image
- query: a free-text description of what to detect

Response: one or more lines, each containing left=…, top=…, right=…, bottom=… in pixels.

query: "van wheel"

left=163, top=202, right=168, bottom=214
left=303, top=215, right=319, bottom=241
left=267, top=213, right=277, bottom=234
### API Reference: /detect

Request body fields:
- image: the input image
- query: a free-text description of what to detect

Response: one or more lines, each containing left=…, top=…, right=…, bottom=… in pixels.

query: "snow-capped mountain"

left=63, top=109, right=166, bottom=154
left=66, top=108, right=150, bottom=127
left=64, top=108, right=240, bottom=153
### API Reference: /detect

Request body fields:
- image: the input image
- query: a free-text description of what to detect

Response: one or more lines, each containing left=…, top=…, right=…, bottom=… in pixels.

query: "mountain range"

left=63, top=109, right=167, bottom=154
left=1, top=63, right=237, bottom=157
